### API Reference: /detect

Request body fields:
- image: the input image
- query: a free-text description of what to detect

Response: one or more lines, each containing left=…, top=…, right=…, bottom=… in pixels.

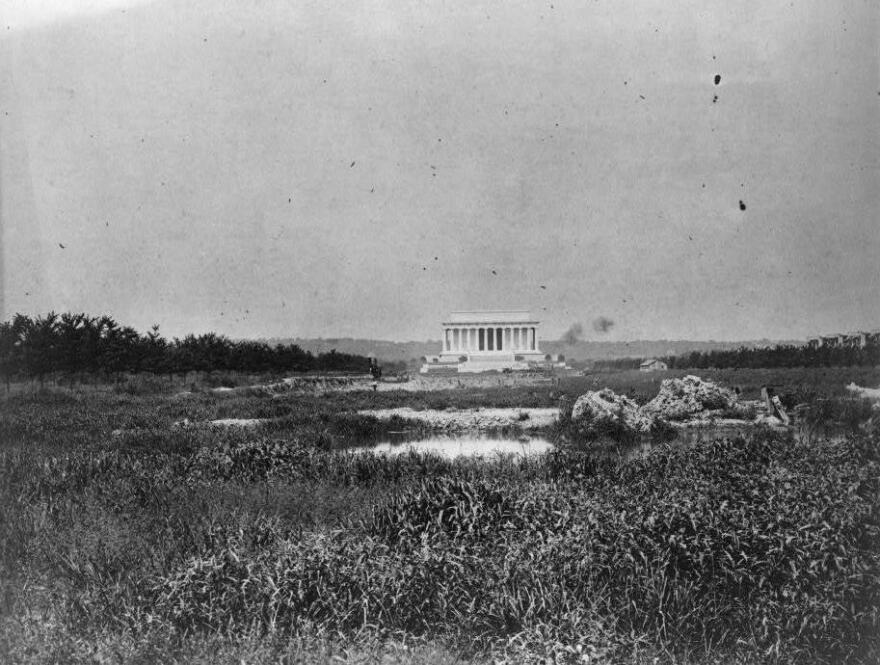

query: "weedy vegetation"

left=1, top=368, right=879, bottom=664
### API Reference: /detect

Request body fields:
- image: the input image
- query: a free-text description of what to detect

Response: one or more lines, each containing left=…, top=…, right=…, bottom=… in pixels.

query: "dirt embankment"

left=358, top=407, right=558, bottom=431
left=205, top=373, right=555, bottom=396
left=209, top=375, right=373, bottom=396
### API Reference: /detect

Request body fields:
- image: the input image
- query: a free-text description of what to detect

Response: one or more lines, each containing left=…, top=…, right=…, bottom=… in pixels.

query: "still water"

left=354, top=433, right=554, bottom=459
left=353, top=425, right=759, bottom=460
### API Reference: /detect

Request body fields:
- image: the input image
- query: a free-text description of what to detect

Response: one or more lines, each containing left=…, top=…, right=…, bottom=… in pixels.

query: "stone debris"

left=566, top=376, right=782, bottom=437
left=642, top=375, right=737, bottom=421
left=570, top=389, right=654, bottom=432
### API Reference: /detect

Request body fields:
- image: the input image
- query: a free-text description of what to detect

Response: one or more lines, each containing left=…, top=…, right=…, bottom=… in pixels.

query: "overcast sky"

left=1, top=0, right=877, bottom=341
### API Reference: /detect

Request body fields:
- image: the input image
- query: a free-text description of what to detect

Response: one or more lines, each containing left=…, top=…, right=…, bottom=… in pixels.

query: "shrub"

left=802, top=397, right=875, bottom=435
left=149, top=431, right=880, bottom=662
left=114, top=374, right=169, bottom=395
left=203, top=373, right=239, bottom=389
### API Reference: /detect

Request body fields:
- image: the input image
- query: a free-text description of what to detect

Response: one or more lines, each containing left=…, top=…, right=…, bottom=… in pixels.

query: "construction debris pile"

left=642, top=375, right=737, bottom=421
left=568, top=375, right=780, bottom=438
left=570, top=389, right=655, bottom=433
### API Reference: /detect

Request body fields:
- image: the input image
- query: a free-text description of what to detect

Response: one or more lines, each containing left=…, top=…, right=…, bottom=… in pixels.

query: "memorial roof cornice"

left=443, top=310, right=540, bottom=325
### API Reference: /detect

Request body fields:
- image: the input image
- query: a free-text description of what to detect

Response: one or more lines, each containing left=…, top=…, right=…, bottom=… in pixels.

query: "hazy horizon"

left=2, top=1, right=877, bottom=343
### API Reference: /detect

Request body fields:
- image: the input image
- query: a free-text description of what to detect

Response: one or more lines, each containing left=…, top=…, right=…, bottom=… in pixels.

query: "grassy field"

left=1, top=367, right=878, bottom=664
left=569, top=366, right=880, bottom=404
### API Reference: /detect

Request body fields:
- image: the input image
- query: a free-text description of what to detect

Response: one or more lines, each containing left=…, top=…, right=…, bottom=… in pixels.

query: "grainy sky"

left=1, top=0, right=877, bottom=341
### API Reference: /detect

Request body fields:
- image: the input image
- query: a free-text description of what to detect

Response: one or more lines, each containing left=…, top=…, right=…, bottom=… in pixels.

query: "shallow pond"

left=353, top=433, right=554, bottom=459
left=352, top=425, right=763, bottom=460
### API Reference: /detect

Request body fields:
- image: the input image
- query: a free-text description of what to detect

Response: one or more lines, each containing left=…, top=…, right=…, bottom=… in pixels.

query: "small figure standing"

left=369, top=357, right=382, bottom=391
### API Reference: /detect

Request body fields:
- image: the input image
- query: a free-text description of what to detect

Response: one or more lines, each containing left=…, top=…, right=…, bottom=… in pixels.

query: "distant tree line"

left=666, top=343, right=880, bottom=370
left=590, top=341, right=880, bottom=372
left=0, top=312, right=373, bottom=388
left=591, top=357, right=644, bottom=371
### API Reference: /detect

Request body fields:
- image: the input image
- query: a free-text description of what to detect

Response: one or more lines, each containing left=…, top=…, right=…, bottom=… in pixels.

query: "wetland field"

left=1, top=367, right=879, bottom=664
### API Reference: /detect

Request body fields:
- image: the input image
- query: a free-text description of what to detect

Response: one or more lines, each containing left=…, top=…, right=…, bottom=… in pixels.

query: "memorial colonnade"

left=442, top=325, right=536, bottom=353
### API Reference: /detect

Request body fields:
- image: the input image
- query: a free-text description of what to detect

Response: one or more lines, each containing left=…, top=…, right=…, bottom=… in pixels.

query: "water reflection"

left=354, top=425, right=760, bottom=461
left=355, top=434, right=554, bottom=459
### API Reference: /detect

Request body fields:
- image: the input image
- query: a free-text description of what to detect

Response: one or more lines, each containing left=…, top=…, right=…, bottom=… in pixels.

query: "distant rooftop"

left=445, top=310, right=538, bottom=324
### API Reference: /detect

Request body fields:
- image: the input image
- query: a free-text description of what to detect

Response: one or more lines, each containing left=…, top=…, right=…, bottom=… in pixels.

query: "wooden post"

left=770, top=395, right=790, bottom=425
left=762, top=386, right=790, bottom=424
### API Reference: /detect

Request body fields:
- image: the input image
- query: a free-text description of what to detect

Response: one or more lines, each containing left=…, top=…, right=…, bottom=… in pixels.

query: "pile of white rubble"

left=569, top=375, right=760, bottom=433
left=641, top=375, right=737, bottom=421
left=570, top=388, right=655, bottom=432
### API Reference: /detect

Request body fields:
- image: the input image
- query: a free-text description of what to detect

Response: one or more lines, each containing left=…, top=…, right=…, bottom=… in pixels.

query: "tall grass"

left=1, top=378, right=879, bottom=663
left=110, top=430, right=874, bottom=663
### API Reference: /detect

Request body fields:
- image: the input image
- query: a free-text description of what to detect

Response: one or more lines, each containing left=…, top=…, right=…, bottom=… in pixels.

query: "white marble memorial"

left=423, top=310, right=546, bottom=373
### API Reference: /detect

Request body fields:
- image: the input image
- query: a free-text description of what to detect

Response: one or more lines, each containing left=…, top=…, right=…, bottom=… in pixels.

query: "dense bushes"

left=0, top=312, right=372, bottom=388
left=595, top=341, right=880, bottom=373
left=670, top=343, right=880, bottom=370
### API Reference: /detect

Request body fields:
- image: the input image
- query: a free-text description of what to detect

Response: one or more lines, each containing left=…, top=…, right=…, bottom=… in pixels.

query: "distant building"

left=842, top=331, right=880, bottom=348
left=639, top=358, right=668, bottom=372
left=807, top=330, right=880, bottom=349
left=420, top=310, right=547, bottom=373
left=819, top=334, right=841, bottom=348
left=842, top=333, right=863, bottom=348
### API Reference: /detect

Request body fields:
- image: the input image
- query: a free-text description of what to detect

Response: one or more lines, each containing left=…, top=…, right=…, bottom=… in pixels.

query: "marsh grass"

left=572, top=367, right=880, bottom=402
left=1, top=371, right=879, bottom=663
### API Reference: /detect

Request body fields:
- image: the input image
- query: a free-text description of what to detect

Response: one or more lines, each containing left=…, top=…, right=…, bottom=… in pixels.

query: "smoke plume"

left=592, top=316, right=615, bottom=334
left=561, top=322, right=584, bottom=345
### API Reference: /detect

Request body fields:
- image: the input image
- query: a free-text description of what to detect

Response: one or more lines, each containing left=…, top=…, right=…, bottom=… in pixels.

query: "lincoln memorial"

left=422, top=310, right=546, bottom=373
